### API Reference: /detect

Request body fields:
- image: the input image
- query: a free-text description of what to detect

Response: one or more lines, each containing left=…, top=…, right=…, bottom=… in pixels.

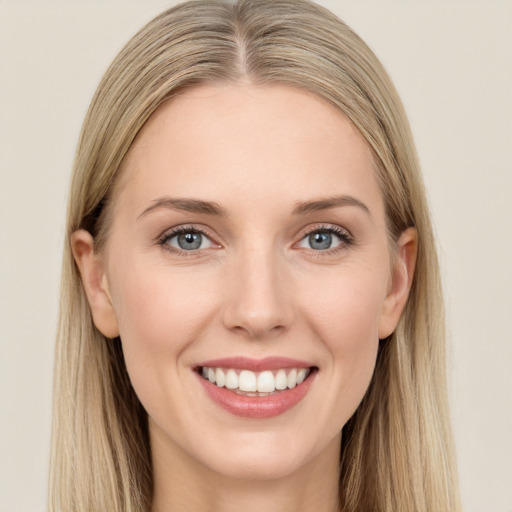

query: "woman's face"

left=75, top=83, right=415, bottom=482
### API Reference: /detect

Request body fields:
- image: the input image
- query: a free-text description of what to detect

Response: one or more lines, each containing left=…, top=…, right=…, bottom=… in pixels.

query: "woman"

left=49, top=0, right=460, bottom=510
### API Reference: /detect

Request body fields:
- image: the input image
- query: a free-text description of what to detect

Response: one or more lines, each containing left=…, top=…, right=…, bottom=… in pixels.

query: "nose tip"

left=228, top=314, right=286, bottom=339
left=221, top=254, right=293, bottom=339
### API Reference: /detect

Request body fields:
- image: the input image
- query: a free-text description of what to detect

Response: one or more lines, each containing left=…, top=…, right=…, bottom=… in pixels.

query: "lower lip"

left=196, top=370, right=316, bottom=419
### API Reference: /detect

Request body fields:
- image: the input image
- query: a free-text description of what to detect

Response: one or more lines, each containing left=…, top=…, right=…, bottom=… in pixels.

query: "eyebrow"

left=137, top=197, right=227, bottom=219
left=137, top=194, right=370, bottom=220
left=292, top=195, right=371, bottom=216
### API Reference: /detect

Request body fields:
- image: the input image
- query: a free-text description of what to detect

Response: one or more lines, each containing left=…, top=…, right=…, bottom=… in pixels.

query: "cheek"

left=298, top=266, right=386, bottom=416
left=108, top=261, right=224, bottom=431
left=108, top=261, right=219, bottom=392
left=112, top=263, right=214, bottom=344
left=302, top=265, right=387, bottom=347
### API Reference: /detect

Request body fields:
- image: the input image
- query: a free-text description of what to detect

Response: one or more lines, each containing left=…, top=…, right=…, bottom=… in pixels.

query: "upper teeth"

left=201, top=367, right=310, bottom=393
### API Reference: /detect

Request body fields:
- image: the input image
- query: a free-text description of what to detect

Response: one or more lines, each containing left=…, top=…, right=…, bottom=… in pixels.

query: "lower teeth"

left=233, top=389, right=280, bottom=397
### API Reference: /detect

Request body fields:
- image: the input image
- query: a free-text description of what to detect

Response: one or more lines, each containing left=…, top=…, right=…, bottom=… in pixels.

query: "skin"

left=72, top=83, right=417, bottom=512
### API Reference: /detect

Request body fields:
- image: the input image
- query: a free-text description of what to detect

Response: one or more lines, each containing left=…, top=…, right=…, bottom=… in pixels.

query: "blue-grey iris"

left=309, top=232, right=332, bottom=250
left=178, top=232, right=202, bottom=250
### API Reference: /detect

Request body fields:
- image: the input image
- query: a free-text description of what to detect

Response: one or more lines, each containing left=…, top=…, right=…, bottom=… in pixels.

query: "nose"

left=221, top=246, right=294, bottom=339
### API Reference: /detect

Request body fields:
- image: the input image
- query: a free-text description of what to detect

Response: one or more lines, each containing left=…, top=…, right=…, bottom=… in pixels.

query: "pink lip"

left=195, top=367, right=317, bottom=419
left=196, top=356, right=313, bottom=372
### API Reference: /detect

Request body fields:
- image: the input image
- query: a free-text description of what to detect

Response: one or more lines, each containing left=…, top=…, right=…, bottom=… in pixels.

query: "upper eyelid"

left=297, top=223, right=352, bottom=239
left=158, top=224, right=217, bottom=242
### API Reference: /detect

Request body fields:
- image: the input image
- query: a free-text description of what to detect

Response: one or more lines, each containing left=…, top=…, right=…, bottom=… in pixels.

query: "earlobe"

left=378, top=227, right=418, bottom=339
left=71, top=229, right=120, bottom=338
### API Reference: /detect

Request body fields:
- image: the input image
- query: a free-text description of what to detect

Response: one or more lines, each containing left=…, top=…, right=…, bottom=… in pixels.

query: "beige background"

left=1, top=1, right=511, bottom=511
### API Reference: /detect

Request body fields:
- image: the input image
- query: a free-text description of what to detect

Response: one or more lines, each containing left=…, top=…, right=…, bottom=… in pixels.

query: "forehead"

left=115, top=83, right=384, bottom=220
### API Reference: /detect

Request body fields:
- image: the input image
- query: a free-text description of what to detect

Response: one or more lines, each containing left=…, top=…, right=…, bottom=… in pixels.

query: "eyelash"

left=297, top=224, right=354, bottom=256
left=156, top=223, right=354, bottom=256
left=157, top=225, right=215, bottom=257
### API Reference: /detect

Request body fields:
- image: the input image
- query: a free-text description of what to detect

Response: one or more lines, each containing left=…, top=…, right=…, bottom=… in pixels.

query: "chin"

left=193, top=428, right=337, bottom=483
left=205, top=451, right=307, bottom=482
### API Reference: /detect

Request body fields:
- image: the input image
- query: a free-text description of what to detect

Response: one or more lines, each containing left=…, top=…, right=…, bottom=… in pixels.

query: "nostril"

left=220, top=276, right=294, bottom=338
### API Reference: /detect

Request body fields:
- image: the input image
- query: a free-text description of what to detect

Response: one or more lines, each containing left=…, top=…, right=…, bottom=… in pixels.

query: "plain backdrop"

left=0, top=1, right=511, bottom=511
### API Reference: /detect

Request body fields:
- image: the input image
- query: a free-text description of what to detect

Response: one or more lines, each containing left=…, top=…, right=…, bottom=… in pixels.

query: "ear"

left=378, top=227, right=418, bottom=339
left=71, top=229, right=120, bottom=338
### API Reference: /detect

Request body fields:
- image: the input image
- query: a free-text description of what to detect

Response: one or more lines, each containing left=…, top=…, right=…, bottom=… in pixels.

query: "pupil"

left=309, top=232, right=331, bottom=250
left=178, top=232, right=201, bottom=250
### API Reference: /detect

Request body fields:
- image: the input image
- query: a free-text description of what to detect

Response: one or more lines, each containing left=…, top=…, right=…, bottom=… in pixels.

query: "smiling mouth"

left=197, top=366, right=317, bottom=396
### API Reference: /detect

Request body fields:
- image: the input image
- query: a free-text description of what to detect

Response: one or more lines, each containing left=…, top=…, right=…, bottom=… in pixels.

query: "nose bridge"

left=222, top=239, right=292, bottom=338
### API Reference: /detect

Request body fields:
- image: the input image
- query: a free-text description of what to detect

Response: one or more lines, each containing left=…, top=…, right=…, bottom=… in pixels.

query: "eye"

left=161, top=228, right=214, bottom=252
left=297, top=226, right=351, bottom=251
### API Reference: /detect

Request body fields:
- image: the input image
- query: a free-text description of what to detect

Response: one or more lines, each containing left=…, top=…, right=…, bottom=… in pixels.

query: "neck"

left=150, top=427, right=341, bottom=512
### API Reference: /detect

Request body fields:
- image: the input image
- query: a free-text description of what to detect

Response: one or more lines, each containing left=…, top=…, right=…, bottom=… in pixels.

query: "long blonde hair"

left=49, top=1, right=460, bottom=510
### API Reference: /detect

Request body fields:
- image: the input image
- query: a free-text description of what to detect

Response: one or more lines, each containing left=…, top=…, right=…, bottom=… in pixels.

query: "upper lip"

left=195, top=356, right=314, bottom=372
